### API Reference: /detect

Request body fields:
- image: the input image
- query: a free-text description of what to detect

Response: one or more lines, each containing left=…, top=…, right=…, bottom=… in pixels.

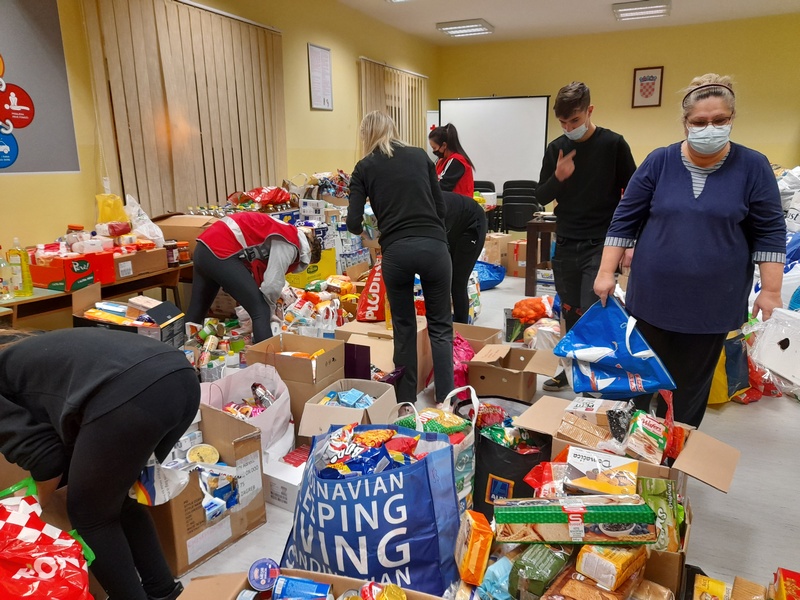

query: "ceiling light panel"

left=612, top=0, right=671, bottom=21
left=436, top=18, right=494, bottom=37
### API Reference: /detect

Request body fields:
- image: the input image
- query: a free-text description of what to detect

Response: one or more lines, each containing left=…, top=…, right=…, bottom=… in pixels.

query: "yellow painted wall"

left=0, top=0, right=99, bottom=254
left=438, top=14, right=800, bottom=168
left=201, top=0, right=440, bottom=176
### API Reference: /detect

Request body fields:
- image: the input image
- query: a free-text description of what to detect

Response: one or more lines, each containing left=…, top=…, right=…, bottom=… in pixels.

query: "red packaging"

left=356, top=259, right=386, bottom=322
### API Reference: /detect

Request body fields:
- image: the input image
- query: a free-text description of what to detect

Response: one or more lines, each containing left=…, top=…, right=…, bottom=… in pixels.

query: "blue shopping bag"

left=281, top=424, right=460, bottom=595
left=553, top=297, right=675, bottom=399
left=474, top=261, right=506, bottom=290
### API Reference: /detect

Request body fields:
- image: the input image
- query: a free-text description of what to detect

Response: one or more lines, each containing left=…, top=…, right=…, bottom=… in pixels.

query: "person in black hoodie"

left=348, top=111, right=454, bottom=407
left=443, top=191, right=487, bottom=324
left=0, top=327, right=199, bottom=600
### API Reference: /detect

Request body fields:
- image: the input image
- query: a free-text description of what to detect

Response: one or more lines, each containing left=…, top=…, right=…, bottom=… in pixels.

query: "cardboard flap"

left=345, top=262, right=370, bottom=281
left=180, top=572, right=249, bottom=599
left=367, top=329, right=394, bottom=340
left=672, top=429, right=740, bottom=492
left=72, top=282, right=102, bottom=313
left=526, top=349, right=559, bottom=376
left=513, top=395, right=570, bottom=436
left=472, top=344, right=511, bottom=365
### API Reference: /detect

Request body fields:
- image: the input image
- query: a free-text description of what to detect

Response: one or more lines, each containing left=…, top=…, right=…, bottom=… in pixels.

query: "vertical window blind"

left=359, top=58, right=428, bottom=153
left=82, top=0, right=287, bottom=215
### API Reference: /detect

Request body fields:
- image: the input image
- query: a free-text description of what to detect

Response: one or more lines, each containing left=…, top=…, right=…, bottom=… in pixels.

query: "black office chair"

left=503, top=203, right=540, bottom=232
left=502, top=194, right=540, bottom=205
left=474, top=180, right=495, bottom=193
left=503, top=180, right=537, bottom=194
left=502, top=187, right=536, bottom=199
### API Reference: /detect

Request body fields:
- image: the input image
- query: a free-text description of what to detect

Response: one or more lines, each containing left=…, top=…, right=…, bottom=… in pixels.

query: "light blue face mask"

left=687, top=124, right=731, bottom=155
left=563, top=122, right=588, bottom=141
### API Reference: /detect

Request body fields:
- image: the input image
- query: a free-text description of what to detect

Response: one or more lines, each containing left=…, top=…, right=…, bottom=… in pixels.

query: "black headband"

left=682, top=83, right=735, bottom=107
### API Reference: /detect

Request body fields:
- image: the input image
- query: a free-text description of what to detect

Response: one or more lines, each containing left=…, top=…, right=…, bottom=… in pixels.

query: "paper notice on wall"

left=186, top=515, right=232, bottom=565
left=234, top=451, right=262, bottom=511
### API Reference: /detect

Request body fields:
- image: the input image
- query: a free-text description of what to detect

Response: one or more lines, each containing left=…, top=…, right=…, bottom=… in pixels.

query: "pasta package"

left=542, top=565, right=645, bottom=600
left=637, top=477, right=681, bottom=552
left=575, top=545, right=648, bottom=591
left=455, top=510, right=494, bottom=586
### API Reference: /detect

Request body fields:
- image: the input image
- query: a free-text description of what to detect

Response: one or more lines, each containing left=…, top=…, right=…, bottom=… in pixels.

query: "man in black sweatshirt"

left=536, top=82, right=636, bottom=391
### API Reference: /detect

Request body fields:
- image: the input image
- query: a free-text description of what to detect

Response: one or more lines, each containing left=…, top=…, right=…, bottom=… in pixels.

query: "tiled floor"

left=182, top=277, right=800, bottom=587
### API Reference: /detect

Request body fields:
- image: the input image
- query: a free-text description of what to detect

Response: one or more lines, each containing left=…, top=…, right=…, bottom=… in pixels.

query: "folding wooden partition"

left=82, top=0, right=287, bottom=215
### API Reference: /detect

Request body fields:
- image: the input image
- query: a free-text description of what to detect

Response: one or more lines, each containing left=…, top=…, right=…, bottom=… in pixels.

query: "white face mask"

left=563, top=122, right=588, bottom=141
left=687, top=124, right=731, bottom=155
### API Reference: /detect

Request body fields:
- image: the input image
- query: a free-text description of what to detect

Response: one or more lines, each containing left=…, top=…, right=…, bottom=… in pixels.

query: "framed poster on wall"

left=632, top=66, right=664, bottom=108
left=308, top=43, right=333, bottom=110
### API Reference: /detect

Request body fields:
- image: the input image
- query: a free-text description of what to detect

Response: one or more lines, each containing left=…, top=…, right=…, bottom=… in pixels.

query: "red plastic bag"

left=356, top=259, right=386, bottom=322
left=453, top=333, right=475, bottom=399
left=0, top=500, right=91, bottom=599
left=247, top=186, right=291, bottom=205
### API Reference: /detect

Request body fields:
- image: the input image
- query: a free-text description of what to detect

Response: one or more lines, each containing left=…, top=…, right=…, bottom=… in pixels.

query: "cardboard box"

left=113, top=248, right=168, bottom=280
left=29, top=251, right=115, bottom=291
left=180, top=569, right=443, bottom=600
left=537, top=268, right=554, bottom=283
left=152, top=214, right=218, bottom=253
left=513, top=396, right=741, bottom=493
left=504, top=307, right=526, bottom=343
left=263, top=457, right=305, bottom=510
left=246, top=334, right=346, bottom=438
left=507, top=240, right=528, bottom=277
left=483, top=232, right=512, bottom=265
left=285, top=248, right=337, bottom=289
left=335, top=317, right=432, bottom=394
left=453, top=322, right=503, bottom=353
left=644, top=499, right=693, bottom=596
left=298, top=379, right=397, bottom=437
left=72, top=283, right=186, bottom=348
left=467, top=344, right=559, bottom=402
left=149, top=405, right=266, bottom=576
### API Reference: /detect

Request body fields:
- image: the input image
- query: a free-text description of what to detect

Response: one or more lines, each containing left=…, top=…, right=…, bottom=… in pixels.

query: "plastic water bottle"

left=0, top=247, right=13, bottom=300
left=7, top=238, right=33, bottom=297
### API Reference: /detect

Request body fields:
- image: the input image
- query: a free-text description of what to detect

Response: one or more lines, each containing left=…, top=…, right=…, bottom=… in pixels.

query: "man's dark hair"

left=553, top=82, right=591, bottom=119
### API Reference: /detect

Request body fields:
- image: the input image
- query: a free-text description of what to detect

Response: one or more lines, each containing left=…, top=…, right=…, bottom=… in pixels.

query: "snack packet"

left=625, top=411, right=667, bottom=465
left=575, top=545, right=648, bottom=591
left=395, top=407, right=469, bottom=435
left=455, top=510, right=494, bottom=586
left=637, top=477, right=681, bottom=552
left=509, top=544, right=572, bottom=600
left=523, top=462, right=569, bottom=499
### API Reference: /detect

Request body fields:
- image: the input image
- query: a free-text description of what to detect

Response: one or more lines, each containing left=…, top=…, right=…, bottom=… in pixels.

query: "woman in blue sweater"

left=594, top=74, right=785, bottom=428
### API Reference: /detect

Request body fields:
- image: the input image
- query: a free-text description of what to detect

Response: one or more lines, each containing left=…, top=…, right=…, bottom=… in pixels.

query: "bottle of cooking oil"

left=0, top=247, right=13, bottom=300
left=7, top=237, right=34, bottom=297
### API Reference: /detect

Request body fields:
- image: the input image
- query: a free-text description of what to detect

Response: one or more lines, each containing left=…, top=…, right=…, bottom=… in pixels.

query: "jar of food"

left=164, top=240, right=179, bottom=268
left=177, top=241, right=191, bottom=264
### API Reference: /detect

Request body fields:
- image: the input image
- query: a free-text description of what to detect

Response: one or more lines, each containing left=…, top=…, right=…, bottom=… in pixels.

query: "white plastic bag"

left=124, top=194, right=165, bottom=247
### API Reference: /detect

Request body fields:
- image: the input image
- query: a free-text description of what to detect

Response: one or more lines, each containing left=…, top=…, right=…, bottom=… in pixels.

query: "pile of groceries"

left=185, top=317, right=253, bottom=381
left=447, top=396, right=692, bottom=600
left=275, top=275, right=359, bottom=335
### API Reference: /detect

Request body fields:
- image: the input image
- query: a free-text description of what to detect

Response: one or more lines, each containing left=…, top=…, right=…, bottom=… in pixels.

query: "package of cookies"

left=493, top=495, right=656, bottom=545
left=637, top=477, right=681, bottom=552
left=541, top=565, right=645, bottom=600
left=575, top=545, right=647, bottom=591
left=557, top=413, right=613, bottom=449
left=625, top=411, right=667, bottom=465
left=565, top=447, right=638, bottom=495
left=455, top=510, right=494, bottom=586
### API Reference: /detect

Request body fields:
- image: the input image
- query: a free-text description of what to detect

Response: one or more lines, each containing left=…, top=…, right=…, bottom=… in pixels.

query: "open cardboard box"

left=113, top=247, right=168, bottom=279
left=149, top=405, right=266, bottom=576
left=467, top=344, right=559, bottom=402
left=152, top=213, right=218, bottom=253
left=29, top=250, right=116, bottom=291
left=453, top=322, right=503, bottom=353
left=298, top=379, right=398, bottom=437
left=513, top=395, right=741, bottom=493
left=246, top=333, right=345, bottom=440
left=180, top=568, right=442, bottom=600
left=72, top=283, right=186, bottom=348
left=335, top=317, right=432, bottom=394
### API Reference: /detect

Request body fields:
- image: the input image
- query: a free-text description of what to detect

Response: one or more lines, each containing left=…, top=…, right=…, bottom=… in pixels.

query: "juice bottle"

left=0, top=247, right=13, bottom=300
left=7, top=237, right=34, bottom=297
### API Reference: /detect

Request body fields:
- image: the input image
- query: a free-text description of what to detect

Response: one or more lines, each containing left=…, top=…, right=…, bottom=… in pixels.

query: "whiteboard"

left=438, top=96, right=549, bottom=192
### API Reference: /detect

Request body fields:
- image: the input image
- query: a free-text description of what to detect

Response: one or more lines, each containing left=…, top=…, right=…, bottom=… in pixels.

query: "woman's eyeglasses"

left=685, top=115, right=733, bottom=130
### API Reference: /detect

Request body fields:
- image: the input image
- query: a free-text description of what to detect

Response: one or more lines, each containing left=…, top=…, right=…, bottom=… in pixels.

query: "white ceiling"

left=336, top=0, right=800, bottom=45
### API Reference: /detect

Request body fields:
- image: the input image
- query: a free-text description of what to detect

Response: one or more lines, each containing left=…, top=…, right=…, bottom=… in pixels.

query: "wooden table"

left=525, top=218, right=557, bottom=297
left=0, top=263, right=192, bottom=328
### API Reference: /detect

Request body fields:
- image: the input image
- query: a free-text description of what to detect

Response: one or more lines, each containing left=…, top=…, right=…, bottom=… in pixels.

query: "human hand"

left=593, top=271, right=616, bottom=307
left=620, top=248, right=634, bottom=269
left=555, top=149, right=577, bottom=182
left=752, top=290, right=782, bottom=321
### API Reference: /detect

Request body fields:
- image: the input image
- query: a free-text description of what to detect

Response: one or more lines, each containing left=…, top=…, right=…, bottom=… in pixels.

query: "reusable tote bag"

left=281, top=424, right=460, bottom=595
left=553, top=297, right=675, bottom=399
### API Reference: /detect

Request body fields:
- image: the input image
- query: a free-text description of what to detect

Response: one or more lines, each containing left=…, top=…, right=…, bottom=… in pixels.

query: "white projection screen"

left=438, top=96, right=549, bottom=192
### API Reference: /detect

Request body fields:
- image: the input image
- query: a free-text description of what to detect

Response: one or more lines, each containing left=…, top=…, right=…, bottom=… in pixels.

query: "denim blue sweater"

left=606, top=142, right=786, bottom=334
